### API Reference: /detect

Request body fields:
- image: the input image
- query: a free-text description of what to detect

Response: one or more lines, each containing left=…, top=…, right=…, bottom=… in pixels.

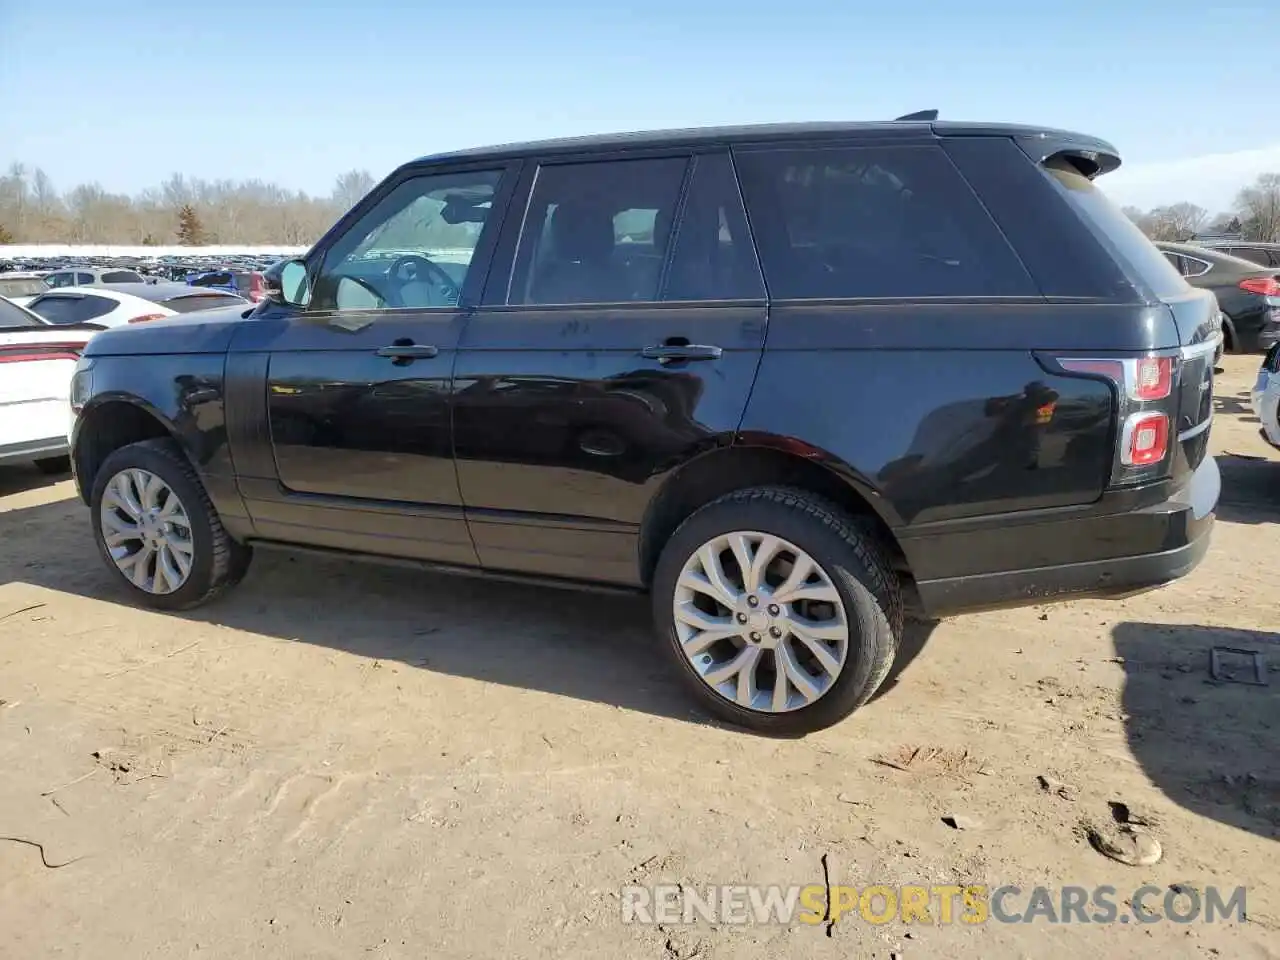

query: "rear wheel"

left=651, top=486, right=901, bottom=735
left=90, top=439, right=251, bottom=610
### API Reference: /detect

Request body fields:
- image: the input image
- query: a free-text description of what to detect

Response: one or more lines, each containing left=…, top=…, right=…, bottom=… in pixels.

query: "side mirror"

left=263, top=258, right=309, bottom=306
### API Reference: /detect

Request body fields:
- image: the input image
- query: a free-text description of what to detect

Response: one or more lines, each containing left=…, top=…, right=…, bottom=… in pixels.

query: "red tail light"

left=248, top=272, right=265, bottom=302
left=1059, top=355, right=1173, bottom=401
left=1054, top=351, right=1180, bottom=483
left=128, top=313, right=168, bottom=324
left=1238, top=277, right=1280, bottom=297
left=0, top=342, right=85, bottom=363
left=1121, top=412, right=1169, bottom=466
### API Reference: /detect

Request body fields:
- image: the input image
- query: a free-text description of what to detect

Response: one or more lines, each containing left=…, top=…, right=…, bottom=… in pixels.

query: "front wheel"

left=651, top=486, right=902, bottom=736
left=90, top=438, right=251, bottom=610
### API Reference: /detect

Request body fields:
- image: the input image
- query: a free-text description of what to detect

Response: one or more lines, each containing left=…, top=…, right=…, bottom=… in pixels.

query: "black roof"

left=412, top=120, right=1119, bottom=168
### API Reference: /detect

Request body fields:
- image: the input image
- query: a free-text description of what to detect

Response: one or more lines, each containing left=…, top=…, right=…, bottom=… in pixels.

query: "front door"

left=236, top=162, right=517, bottom=565
left=452, top=151, right=769, bottom=585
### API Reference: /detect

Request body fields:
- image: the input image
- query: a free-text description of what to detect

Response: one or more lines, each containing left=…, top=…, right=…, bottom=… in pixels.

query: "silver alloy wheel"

left=99, top=468, right=195, bottom=595
left=672, top=531, right=849, bottom=712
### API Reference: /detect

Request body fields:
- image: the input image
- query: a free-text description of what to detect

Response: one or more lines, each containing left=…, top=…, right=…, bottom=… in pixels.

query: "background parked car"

left=187, top=268, right=266, bottom=303
left=0, top=272, right=51, bottom=298
left=1252, top=342, right=1280, bottom=450
left=44, top=265, right=148, bottom=287
left=21, top=284, right=248, bottom=328
left=1156, top=241, right=1280, bottom=352
left=1196, top=240, right=1280, bottom=269
left=0, top=295, right=94, bottom=472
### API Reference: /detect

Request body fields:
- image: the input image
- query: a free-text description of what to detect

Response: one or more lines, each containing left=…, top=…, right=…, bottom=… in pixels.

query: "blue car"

left=186, top=268, right=264, bottom=303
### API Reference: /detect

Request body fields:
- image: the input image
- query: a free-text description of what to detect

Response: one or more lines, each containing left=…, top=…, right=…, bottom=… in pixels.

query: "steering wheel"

left=387, top=254, right=460, bottom=307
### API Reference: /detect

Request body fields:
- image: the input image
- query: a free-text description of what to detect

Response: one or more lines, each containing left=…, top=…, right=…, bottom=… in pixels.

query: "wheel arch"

left=73, top=395, right=187, bottom=505
left=638, top=436, right=907, bottom=588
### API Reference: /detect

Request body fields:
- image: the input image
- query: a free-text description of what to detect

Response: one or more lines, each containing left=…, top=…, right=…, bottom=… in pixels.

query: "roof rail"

left=894, top=110, right=939, bottom=122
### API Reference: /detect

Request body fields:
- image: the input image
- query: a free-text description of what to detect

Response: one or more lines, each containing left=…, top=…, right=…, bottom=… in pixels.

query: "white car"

left=1251, top=344, right=1280, bottom=451
left=18, top=284, right=249, bottom=328
left=0, top=297, right=94, bottom=471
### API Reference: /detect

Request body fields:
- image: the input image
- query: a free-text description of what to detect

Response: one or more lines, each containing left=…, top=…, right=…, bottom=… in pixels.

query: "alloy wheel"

left=99, top=468, right=195, bottom=595
left=672, top=531, right=849, bottom=712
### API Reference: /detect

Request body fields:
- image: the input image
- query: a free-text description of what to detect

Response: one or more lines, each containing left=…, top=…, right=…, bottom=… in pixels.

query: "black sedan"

left=1157, top=241, right=1280, bottom=353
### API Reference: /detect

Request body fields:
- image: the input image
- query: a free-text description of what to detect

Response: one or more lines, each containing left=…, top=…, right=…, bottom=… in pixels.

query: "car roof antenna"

left=894, top=109, right=939, bottom=121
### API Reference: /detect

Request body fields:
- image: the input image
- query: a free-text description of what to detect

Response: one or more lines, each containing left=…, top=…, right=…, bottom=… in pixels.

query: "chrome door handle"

left=640, top=344, right=723, bottom=363
left=375, top=343, right=439, bottom=360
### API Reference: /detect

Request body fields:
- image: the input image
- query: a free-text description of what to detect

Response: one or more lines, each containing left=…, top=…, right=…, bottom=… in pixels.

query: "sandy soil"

left=1, top=355, right=1277, bottom=960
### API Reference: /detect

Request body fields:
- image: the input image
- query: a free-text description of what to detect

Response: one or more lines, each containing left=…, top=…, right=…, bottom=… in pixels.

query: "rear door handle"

left=375, top=343, right=439, bottom=360
left=640, top=344, right=723, bottom=363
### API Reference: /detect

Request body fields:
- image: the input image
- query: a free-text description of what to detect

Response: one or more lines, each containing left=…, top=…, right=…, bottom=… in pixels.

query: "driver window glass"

left=734, top=144, right=1035, bottom=299
left=314, top=169, right=504, bottom=311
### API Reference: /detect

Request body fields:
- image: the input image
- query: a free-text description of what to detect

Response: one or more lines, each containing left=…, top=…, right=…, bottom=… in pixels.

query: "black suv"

left=69, top=119, right=1221, bottom=734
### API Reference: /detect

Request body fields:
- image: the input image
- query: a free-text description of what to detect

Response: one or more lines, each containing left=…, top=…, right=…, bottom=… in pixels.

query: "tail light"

left=128, top=313, right=167, bottom=324
left=0, top=342, right=85, bottom=363
left=1053, top=352, right=1180, bottom=485
left=1238, top=277, right=1280, bottom=297
left=1120, top=412, right=1170, bottom=466
left=248, top=272, right=265, bottom=302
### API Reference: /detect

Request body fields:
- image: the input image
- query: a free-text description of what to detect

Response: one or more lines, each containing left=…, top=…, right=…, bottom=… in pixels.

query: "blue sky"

left=3, top=0, right=1278, bottom=214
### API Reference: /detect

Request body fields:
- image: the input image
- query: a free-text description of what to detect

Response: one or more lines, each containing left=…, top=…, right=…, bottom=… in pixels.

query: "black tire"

left=651, top=486, right=902, bottom=736
left=89, top=438, right=252, bottom=610
left=34, top=455, right=71, bottom=475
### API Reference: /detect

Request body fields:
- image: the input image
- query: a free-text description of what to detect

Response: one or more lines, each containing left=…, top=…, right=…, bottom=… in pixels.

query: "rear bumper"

left=910, top=455, right=1219, bottom=617
left=0, top=436, right=69, bottom=466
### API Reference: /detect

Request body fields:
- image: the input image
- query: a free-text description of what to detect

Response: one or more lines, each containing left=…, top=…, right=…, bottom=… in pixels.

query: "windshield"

left=0, top=278, right=49, bottom=297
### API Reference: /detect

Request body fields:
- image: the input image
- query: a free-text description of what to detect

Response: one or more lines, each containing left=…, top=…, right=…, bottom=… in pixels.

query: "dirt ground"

left=1, top=355, right=1277, bottom=960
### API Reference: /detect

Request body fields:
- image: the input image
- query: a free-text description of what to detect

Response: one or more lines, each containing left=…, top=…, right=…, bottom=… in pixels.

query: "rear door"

left=451, top=150, right=768, bottom=585
left=227, top=161, right=519, bottom=565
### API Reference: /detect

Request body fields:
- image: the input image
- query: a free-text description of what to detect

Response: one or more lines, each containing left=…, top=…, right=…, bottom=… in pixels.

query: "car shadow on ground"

left=1215, top=454, right=1280, bottom=525
left=0, top=494, right=938, bottom=733
left=0, top=462, right=71, bottom=498
left=1112, top=622, right=1280, bottom=843
left=1213, top=390, right=1260, bottom=423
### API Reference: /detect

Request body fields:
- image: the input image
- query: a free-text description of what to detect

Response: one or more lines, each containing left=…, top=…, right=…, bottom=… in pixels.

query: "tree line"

left=0, top=163, right=378, bottom=246
left=3, top=160, right=1280, bottom=248
left=1121, top=171, right=1280, bottom=243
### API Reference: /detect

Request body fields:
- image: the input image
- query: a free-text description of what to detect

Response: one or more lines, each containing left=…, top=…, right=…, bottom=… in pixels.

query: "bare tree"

left=1235, top=173, right=1280, bottom=243
left=1148, top=202, right=1208, bottom=241
left=332, top=169, right=376, bottom=214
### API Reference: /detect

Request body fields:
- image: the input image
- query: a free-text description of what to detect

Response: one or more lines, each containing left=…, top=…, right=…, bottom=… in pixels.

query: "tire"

left=651, top=486, right=902, bottom=736
left=34, top=455, right=71, bottom=475
left=90, top=438, right=252, bottom=610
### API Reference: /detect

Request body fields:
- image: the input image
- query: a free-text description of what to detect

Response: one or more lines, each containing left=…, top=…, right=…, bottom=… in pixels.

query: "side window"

left=735, top=144, right=1037, bottom=299
left=76, top=272, right=94, bottom=285
left=101, top=270, right=143, bottom=283
left=664, top=153, right=765, bottom=301
left=46, top=272, right=73, bottom=288
left=1161, top=252, right=1185, bottom=274
left=314, top=168, right=504, bottom=312
left=508, top=156, right=689, bottom=305
left=1181, top=256, right=1212, bottom=278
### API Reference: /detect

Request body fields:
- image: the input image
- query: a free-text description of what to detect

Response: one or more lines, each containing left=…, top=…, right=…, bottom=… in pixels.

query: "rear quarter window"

left=1042, top=161, right=1189, bottom=300
left=101, top=270, right=144, bottom=283
left=734, top=143, right=1037, bottom=299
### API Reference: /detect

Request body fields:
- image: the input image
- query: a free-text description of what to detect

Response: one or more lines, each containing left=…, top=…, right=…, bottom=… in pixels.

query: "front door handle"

left=375, top=343, right=439, bottom=360
left=640, top=343, right=723, bottom=363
